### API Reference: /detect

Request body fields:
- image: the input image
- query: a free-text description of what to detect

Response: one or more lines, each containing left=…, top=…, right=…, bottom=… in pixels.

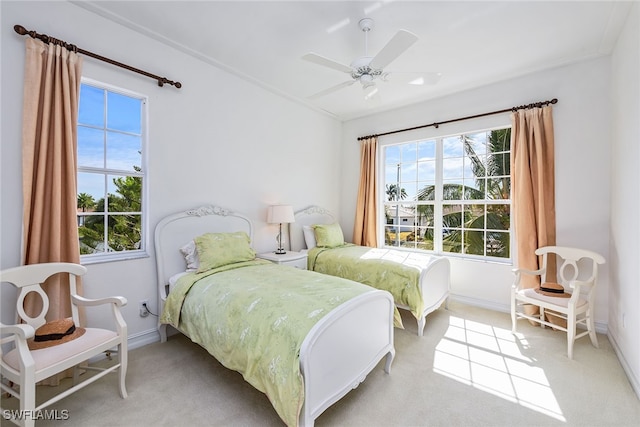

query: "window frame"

left=77, top=78, right=149, bottom=264
left=378, top=125, right=512, bottom=263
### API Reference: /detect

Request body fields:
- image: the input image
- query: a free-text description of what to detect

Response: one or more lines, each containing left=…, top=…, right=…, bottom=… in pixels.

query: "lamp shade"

left=267, top=205, right=295, bottom=224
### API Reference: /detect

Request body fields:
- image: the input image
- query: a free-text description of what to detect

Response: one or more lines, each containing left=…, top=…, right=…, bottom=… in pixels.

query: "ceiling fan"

left=303, top=18, right=431, bottom=100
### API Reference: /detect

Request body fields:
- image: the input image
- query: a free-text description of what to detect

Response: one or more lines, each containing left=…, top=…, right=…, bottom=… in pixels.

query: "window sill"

left=80, top=251, right=149, bottom=265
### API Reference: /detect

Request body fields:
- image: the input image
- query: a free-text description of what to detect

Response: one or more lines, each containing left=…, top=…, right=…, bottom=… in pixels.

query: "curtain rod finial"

left=14, top=24, right=27, bottom=35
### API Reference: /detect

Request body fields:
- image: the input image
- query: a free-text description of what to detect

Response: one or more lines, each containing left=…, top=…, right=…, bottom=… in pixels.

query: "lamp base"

left=274, top=248, right=287, bottom=255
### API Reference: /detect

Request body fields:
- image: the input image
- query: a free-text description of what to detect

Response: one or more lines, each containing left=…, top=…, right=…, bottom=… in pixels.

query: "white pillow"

left=179, top=240, right=200, bottom=272
left=303, top=225, right=317, bottom=249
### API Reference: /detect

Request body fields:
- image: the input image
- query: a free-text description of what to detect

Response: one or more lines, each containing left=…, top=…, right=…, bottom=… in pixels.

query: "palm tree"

left=415, top=128, right=511, bottom=257
left=79, top=175, right=142, bottom=254
left=386, top=184, right=407, bottom=201
left=77, top=192, right=95, bottom=212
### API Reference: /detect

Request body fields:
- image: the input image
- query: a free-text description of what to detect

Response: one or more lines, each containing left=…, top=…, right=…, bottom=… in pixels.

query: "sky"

left=77, top=83, right=143, bottom=202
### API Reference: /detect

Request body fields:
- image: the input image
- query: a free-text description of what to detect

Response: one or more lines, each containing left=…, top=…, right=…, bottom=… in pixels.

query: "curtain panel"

left=511, top=105, right=558, bottom=320
left=21, top=37, right=84, bottom=327
left=353, top=137, right=378, bottom=247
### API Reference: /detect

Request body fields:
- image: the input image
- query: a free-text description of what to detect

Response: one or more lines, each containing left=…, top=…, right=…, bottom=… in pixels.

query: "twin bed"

left=154, top=205, right=396, bottom=427
left=290, top=205, right=451, bottom=337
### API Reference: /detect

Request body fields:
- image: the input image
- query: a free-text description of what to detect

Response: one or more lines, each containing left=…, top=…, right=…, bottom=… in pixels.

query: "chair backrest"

left=0, top=262, right=87, bottom=330
left=535, top=246, right=605, bottom=292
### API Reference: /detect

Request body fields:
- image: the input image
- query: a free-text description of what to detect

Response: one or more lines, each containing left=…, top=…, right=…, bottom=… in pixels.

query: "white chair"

left=511, top=246, right=605, bottom=359
left=0, top=262, right=127, bottom=427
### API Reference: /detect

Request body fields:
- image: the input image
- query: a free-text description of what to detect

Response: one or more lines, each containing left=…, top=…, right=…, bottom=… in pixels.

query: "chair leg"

left=511, top=299, right=517, bottom=333
left=118, top=342, right=128, bottom=399
left=73, top=364, right=81, bottom=385
left=21, top=380, right=36, bottom=427
left=540, top=307, right=546, bottom=329
left=567, top=315, right=576, bottom=360
left=587, top=311, right=599, bottom=348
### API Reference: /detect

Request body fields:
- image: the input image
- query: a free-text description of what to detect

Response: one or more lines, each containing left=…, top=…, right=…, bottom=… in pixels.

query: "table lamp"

left=267, top=204, right=295, bottom=254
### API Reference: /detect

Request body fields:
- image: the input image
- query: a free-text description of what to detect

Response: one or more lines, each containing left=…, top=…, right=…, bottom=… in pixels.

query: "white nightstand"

left=257, top=251, right=308, bottom=270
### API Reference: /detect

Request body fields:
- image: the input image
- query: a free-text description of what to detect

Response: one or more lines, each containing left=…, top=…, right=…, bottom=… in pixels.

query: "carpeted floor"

left=3, top=301, right=639, bottom=426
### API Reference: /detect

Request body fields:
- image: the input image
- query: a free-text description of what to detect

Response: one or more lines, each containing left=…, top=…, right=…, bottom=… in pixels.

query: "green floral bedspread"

left=309, top=245, right=430, bottom=320
left=160, top=259, right=379, bottom=426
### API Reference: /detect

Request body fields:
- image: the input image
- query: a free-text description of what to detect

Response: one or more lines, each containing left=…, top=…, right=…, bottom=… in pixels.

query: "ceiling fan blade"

left=302, top=53, right=353, bottom=74
left=308, top=80, right=355, bottom=100
left=369, top=30, right=418, bottom=70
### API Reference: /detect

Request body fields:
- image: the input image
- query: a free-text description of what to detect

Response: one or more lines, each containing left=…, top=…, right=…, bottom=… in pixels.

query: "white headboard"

left=154, top=205, right=253, bottom=291
left=290, top=205, right=336, bottom=252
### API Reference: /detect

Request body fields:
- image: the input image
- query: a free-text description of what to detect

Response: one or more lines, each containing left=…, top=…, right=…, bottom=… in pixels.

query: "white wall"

left=1, top=1, right=342, bottom=346
left=340, top=58, right=612, bottom=322
left=609, top=1, right=640, bottom=398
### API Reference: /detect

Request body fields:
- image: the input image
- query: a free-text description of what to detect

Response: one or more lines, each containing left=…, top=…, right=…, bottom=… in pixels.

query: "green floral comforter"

left=160, top=259, right=378, bottom=426
left=309, top=244, right=429, bottom=320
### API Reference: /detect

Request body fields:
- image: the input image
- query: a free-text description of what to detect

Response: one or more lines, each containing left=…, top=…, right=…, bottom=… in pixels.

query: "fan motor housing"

left=350, top=56, right=383, bottom=81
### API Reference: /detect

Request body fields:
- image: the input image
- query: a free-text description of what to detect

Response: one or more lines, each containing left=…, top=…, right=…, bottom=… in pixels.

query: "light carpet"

left=3, top=301, right=639, bottom=426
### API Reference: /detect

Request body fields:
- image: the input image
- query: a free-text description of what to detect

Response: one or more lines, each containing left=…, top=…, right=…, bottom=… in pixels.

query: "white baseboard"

left=607, top=332, right=640, bottom=401
left=449, top=293, right=509, bottom=313
left=88, top=328, right=160, bottom=364
left=127, top=328, right=160, bottom=351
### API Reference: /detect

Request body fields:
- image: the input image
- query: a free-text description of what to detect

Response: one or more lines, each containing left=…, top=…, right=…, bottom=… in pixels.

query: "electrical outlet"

left=139, top=300, right=149, bottom=317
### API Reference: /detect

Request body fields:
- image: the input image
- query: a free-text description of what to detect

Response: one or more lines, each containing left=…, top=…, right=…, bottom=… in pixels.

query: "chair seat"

left=519, top=288, right=587, bottom=309
left=3, top=328, right=117, bottom=372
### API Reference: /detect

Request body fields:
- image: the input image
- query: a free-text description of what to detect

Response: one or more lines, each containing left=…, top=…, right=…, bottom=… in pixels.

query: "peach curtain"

left=21, top=37, right=84, bottom=329
left=511, top=105, right=557, bottom=314
left=353, top=137, right=378, bottom=247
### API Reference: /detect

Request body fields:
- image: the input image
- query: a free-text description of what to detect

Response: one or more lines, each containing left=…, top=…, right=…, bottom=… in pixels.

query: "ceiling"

left=75, top=1, right=632, bottom=121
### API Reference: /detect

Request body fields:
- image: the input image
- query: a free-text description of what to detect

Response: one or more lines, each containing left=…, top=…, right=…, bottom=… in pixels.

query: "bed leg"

left=158, top=323, right=167, bottom=343
left=417, top=316, right=426, bottom=337
left=384, top=348, right=395, bottom=374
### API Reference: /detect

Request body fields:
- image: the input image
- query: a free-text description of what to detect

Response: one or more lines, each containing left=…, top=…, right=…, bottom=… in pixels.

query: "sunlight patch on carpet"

left=433, top=316, right=565, bottom=421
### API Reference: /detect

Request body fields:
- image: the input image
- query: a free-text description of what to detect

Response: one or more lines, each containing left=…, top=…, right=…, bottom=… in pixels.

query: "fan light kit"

left=303, top=18, right=419, bottom=99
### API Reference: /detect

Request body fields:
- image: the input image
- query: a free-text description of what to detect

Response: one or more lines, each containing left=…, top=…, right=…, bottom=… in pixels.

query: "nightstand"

left=257, top=251, right=308, bottom=270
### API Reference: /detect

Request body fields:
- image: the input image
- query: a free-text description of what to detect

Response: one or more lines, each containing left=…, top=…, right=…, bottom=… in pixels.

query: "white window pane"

left=385, top=145, right=401, bottom=164
left=443, top=136, right=463, bottom=157
left=77, top=173, right=105, bottom=212
left=78, top=85, right=104, bottom=127
left=107, top=92, right=141, bottom=134
left=107, top=175, right=142, bottom=213
left=400, top=162, right=417, bottom=183
left=443, top=157, right=463, bottom=179
left=78, top=127, right=104, bottom=168
left=106, top=132, right=141, bottom=172
left=417, top=140, right=436, bottom=160
left=465, top=132, right=488, bottom=155
left=417, top=160, right=435, bottom=181
left=400, top=143, right=417, bottom=163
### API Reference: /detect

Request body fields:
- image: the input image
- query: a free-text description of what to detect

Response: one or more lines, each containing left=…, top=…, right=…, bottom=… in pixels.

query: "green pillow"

left=195, top=231, right=256, bottom=273
left=312, top=223, right=345, bottom=248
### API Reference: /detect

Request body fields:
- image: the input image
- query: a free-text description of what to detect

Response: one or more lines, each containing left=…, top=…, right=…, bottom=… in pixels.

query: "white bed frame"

left=290, top=205, right=451, bottom=337
left=154, top=205, right=395, bottom=426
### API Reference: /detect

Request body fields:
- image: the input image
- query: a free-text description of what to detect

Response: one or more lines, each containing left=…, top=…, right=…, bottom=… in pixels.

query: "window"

left=76, top=80, right=147, bottom=262
left=382, top=127, right=511, bottom=260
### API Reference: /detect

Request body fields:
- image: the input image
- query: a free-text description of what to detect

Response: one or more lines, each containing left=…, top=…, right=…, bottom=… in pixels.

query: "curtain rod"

left=14, top=24, right=182, bottom=89
left=357, top=97, right=557, bottom=141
